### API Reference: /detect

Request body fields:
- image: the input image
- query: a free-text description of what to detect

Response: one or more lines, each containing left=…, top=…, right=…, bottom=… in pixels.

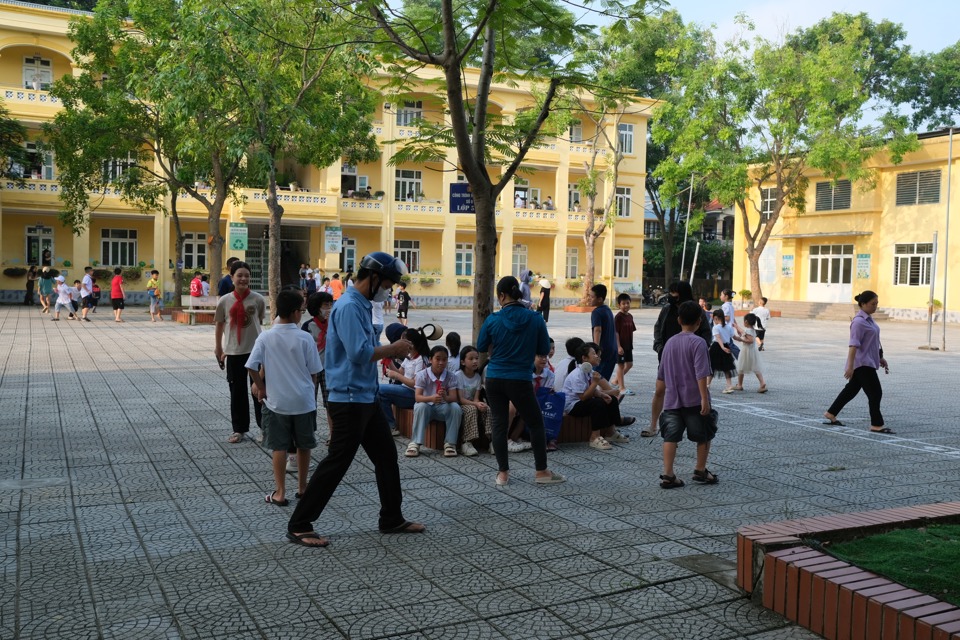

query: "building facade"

left=0, top=1, right=652, bottom=306
left=731, top=130, right=960, bottom=322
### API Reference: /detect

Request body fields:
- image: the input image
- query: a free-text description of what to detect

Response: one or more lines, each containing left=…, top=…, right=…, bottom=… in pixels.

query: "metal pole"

left=944, top=128, right=954, bottom=352
left=925, top=231, right=938, bottom=348
left=690, top=242, right=701, bottom=286
left=679, top=172, right=695, bottom=281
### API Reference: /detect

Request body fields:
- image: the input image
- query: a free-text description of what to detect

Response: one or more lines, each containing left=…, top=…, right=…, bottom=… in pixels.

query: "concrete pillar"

left=72, top=227, right=90, bottom=271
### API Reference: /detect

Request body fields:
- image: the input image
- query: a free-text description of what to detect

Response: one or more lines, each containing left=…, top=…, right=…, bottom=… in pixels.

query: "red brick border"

left=737, top=502, right=960, bottom=639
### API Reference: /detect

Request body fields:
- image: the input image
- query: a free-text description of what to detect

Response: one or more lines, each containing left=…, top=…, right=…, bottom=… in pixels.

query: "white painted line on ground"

left=712, top=399, right=960, bottom=460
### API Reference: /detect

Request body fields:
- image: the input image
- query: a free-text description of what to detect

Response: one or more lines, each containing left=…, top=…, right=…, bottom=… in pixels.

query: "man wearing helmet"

left=287, top=252, right=425, bottom=547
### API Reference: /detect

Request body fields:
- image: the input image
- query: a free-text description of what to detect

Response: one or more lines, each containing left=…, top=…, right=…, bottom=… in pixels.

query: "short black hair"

left=616, top=293, right=631, bottom=304
left=201, top=275, right=208, bottom=282
left=226, top=257, right=239, bottom=266
left=85, top=266, right=92, bottom=272
left=429, top=345, right=449, bottom=359
left=678, top=300, right=702, bottom=326
left=591, top=284, right=607, bottom=300
left=579, top=341, right=600, bottom=361
left=565, top=337, right=585, bottom=357
left=230, top=261, right=250, bottom=275
left=114, top=267, right=122, bottom=275
left=151, top=270, right=159, bottom=276
left=194, top=270, right=202, bottom=276
left=275, top=290, right=303, bottom=319
left=306, top=291, right=333, bottom=316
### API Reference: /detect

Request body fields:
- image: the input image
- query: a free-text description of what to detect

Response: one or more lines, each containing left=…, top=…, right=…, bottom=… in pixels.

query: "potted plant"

left=419, top=276, right=435, bottom=286
left=374, top=190, right=385, bottom=201
left=3, top=267, right=28, bottom=277
left=739, top=289, right=752, bottom=308
left=456, top=278, right=471, bottom=287
left=566, top=279, right=583, bottom=290
left=415, top=191, right=425, bottom=202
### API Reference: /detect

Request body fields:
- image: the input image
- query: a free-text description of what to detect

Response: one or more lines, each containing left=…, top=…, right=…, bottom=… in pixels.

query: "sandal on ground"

left=534, top=470, right=566, bottom=485
left=589, top=437, right=612, bottom=451
left=265, top=491, right=289, bottom=507
left=640, top=429, right=658, bottom=438
left=443, top=443, right=457, bottom=457
left=379, top=520, right=426, bottom=534
left=692, top=468, right=719, bottom=484
left=286, top=531, right=329, bottom=548
left=659, top=474, right=685, bottom=489
left=870, top=427, right=896, bottom=434
left=757, top=386, right=768, bottom=394
left=546, top=440, right=559, bottom=452
left=731, top=386, right=744, bottom=391
left=822, top=419, right=844, bottom=426
left=405, top=443, right=420, bottom=457
left=721, top=388, right=735, bottom=394
left=227, top=432, right=244, bottom=443
left=495, top=473, right=509, bottom=486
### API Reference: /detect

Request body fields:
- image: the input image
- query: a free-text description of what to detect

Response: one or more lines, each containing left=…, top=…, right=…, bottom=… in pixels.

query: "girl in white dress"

left=733, top=313, right=767, bottom=393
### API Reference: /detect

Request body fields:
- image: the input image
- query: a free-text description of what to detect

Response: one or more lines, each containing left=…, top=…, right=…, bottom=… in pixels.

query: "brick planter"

left=737, top=502, right=960, bottom=639
left=171, top=310, right=215, bottom=325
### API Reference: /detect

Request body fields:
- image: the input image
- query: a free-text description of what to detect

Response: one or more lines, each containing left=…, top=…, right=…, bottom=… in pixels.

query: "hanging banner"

left=449, top=183, right=476, bottom=214
left=325, top=226, right=343, bottom=253
left=228, top=222, right=248, bottom=251
left=781, top=255, right=794, bottom=278
left=856, top=254, right=871, bottom=279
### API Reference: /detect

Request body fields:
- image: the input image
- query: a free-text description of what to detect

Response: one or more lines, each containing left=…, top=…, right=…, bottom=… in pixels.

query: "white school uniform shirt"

left=753, top=305, right=771, bottom=328
left=371, top=300, right=385, bottom=325
left=56, top=283, right=73, bottom=305
left=81, top=273, right=93, bottom=298
left=533, top=367, right=555, bottom=391
left=712, top=323, right=735, bottom=345
left=553, top=355, right=575, bottom=391
left=245, top=323, right=323, bottom=415
left=400, top=356, right=427, bottom=387
left=201, top=281, right=210, bottom=296
left=414, top=367, right=460, bottom=405
left=561, top=366, right=591, bottom=414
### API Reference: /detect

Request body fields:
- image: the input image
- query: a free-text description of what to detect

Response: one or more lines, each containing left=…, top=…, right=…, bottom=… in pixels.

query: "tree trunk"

left=472, top=189, right=497, bottom=340
left=170, top=195, right=185, bottom=306
left=266, top=166, right=283, bottom=314
left=747, top=250, right=763, bottom=303
left=580, top=193, right=599, bottom=306
left=662, top=227, right=675, bottom=284
left=207, top=201, right=226, bottom=287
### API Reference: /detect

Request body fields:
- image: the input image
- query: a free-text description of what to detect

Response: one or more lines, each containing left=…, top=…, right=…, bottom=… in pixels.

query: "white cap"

left=55, top=275, right=65, bottom=282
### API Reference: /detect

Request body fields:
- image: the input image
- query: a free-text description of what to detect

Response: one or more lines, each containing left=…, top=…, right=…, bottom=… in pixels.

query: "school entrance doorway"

left=245, top=224, right=311, bottom=292
left=807, top=244, right=853, bottom=303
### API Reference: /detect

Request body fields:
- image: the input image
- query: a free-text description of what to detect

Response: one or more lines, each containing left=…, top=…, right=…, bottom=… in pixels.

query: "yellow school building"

left=731, top=129, right=960, bottom=322
left=0, top=0, right=652, bottom=306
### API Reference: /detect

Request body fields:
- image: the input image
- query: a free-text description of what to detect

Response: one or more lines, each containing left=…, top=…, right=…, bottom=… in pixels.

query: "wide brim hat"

left=539, top=279, right=551, bottom=289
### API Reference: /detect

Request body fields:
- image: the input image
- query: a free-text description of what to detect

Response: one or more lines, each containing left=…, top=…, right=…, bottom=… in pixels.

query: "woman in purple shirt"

left=823, top=291, right=893, bottom=433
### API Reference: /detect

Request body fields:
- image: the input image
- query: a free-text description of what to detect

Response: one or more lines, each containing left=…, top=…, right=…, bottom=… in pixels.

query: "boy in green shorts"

left=246, top=290, right=323, bottom=506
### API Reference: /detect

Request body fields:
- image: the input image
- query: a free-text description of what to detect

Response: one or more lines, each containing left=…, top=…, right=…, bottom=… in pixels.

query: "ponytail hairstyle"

left=854, top=290, right=878, bottom=307
left=496, top=275, right=522, bottom=301
left=402, top=328, right=429, bottom=358
left=712, top=309, right=726, bottom=326
left=743, top=312, right=763, bottom=330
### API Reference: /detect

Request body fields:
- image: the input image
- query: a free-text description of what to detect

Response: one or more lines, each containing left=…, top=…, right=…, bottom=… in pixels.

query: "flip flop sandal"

left=286, top=531, right=329, bottom=548
left=659, top=474, right=685, bottom=489
left=822, top=420, right=844, bottom=426
left=379, top=520, right=426, bottom=534
left=265, top=492, right=289, bottom=507
left=870, top=427, right=896, bottom=434
left=443, top=443, right=457, bottom=457
left=640, top=429, right=658, bottom=438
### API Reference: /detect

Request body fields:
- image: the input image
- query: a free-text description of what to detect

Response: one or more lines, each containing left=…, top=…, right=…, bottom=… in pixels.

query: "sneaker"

left=589, top=437, right=613, bottom=451
left=519, top=440, right=533, bottom=451
left=460, top=442, right=479, bottom=457
left=507, top=440, right=525, bottom=453
left=607, top=430, right=630, bottom=443
left=621, top=388, right=636, bottom=396
left=286, top=456, right=297, bottom=472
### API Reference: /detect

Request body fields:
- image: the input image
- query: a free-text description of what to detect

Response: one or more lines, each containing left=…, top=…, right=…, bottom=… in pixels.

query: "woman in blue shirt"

left=477, top=276, right=565, bottom=486
left=823, top=290, right=893, bottom=433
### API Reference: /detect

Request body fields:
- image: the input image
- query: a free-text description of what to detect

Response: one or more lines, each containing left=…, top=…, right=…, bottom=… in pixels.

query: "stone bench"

left=173, top=295, right=219, bottom=325
left=393, top=407, right=593, bottom=451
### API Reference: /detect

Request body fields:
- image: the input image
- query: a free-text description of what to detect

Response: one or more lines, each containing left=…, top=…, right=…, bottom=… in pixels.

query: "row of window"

left=758, top=170, right=943, bottom=217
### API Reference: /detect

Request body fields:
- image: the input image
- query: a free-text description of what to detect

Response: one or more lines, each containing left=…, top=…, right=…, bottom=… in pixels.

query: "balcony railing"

left=2, top=87, right=61, bottom=106
left=2, top=178, right=60, bottom=193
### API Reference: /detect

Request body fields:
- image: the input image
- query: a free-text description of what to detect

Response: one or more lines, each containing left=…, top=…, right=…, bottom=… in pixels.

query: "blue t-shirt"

left=217, top=274, right=233, bottom=296
left=477, top=303, right=550, bottom=381
left=325, top=287, right=378, bottom=403
left=591, top=305, right=617, bottom=362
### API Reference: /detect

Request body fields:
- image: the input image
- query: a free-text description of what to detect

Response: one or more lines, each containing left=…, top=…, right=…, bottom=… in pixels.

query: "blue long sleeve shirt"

left=477, top=303, right=550, bottom=381
left=325, top=287, right=378, bottom=403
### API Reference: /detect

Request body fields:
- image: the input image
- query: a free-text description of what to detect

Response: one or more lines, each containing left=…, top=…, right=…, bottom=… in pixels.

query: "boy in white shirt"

left=553, top=337, right=585, bottom=392
left=52, top=276, right=73, bottom=321
left=247, top=290, right=323, bottom=506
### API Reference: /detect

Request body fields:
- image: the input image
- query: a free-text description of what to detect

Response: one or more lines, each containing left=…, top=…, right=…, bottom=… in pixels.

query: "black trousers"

left=225, top=354, right=262, bottom=434
left=827, top=366, right=884, bottom=427
left=485, top=377, right=547, bottom=473
left=288, top=401, right=405, bottom=534
left=569, top=396, right=623, bottom=433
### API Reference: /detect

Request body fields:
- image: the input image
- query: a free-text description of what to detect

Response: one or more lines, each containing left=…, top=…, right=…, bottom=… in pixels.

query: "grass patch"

left=825, top=524, right=960, bottom=606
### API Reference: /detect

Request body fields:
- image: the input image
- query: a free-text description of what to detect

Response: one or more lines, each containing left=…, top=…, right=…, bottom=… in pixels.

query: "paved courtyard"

left=2, top=304, right=959, bottom=639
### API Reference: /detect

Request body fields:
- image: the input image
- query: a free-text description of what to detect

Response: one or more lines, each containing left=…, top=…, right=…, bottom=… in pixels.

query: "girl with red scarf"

left=214, top=261, right=267, bottom=443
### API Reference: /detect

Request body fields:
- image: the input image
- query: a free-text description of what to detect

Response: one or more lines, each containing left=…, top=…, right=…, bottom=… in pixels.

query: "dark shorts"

left=111, top=298, right=125, bottom=310
left=755, top=329, right=766, bottom=340
left=262, top=407, right=317, bottom=451
left=618, top=348, right=633, bottom=364
left=659, top=406, right=718, bottom=443
left=82, top=297, right=95, bottom=309
left=397, top=308, right=408, bottom=319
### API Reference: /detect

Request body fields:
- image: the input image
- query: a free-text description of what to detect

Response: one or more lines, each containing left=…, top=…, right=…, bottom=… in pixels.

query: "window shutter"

left=815, top=182, right=832, bottom=211
left=918, top=170, right=941, bottom=204
left=896, top=173, right=918, bottom=206
left=833, top=180, right=852, bottom=209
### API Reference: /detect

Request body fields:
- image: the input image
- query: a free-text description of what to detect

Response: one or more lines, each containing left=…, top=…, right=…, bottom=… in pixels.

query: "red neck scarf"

left=230, top=288, right=250, bottom=343
left=312, top=316, right=328, bottom=352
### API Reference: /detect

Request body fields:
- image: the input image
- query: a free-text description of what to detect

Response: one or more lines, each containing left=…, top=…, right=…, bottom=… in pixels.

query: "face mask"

left=372, top=286, right=391, bottom=303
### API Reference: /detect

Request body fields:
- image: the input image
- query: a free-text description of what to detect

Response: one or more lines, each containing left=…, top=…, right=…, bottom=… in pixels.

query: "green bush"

left=566, top=279, right=583, bottom=289
left=121, top=266, right=142, bottom=281
left=456, top=278, right=471, bottom=287
left=4, top=267, right=28, bottom=277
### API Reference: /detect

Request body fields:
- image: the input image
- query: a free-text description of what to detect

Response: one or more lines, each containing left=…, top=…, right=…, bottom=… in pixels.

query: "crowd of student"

left=34, top=264, right=132, bottom=323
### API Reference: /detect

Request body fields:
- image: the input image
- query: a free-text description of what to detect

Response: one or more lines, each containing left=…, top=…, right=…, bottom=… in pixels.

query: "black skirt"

left=709, top=342, right=736, bottom=375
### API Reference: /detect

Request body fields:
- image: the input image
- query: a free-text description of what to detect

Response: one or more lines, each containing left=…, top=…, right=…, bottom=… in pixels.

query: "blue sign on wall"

left=450, top=183, right=476, bottom=214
